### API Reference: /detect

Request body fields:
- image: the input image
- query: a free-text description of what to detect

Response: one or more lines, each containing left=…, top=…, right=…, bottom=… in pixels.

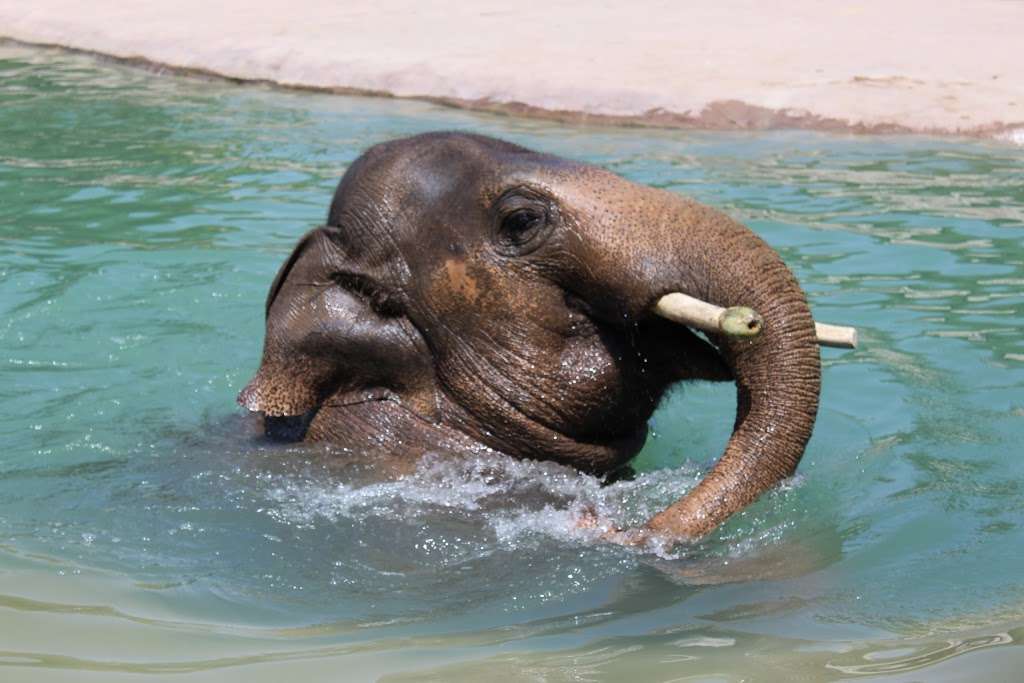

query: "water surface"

left=2, top=44, right=1024, bottom=681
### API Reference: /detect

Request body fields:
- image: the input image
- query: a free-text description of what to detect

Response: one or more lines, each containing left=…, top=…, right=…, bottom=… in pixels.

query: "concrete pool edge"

left=2, top=1, right=1023, bottom=143
left=7, top=35, right=1021, bottom=144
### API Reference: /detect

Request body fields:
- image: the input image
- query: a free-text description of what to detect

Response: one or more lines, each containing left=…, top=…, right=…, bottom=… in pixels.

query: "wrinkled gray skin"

left=239, top=132, right=821, bottom=544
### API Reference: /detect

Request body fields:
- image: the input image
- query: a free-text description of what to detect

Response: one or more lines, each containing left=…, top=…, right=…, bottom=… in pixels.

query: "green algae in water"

left=1, top=43, right=1024, bottom=680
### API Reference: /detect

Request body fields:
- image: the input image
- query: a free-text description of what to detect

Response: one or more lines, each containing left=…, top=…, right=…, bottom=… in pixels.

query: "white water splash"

left=995, top=127, right=1024, bottom=147
left=264, top=452, right=705, bottom=555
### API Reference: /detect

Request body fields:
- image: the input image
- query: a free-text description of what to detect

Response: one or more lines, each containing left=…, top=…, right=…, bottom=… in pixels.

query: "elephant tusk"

left=654, top=292, right=858, bottom=349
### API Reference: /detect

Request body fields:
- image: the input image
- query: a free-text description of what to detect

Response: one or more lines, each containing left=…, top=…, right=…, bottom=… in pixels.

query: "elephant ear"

left=262, top=226, right=319, bottom=319
left=238, top=226, right=428, bottom=418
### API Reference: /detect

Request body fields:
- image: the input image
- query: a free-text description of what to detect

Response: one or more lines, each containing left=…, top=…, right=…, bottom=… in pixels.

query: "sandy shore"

left=2, top=1, right=1022, bottom=139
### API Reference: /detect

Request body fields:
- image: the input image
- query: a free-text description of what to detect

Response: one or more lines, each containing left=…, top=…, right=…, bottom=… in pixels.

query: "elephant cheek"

left=424, top=257, right=494, bottom=321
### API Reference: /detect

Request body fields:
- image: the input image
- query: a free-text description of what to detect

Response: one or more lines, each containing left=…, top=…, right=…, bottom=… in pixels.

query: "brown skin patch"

left=441, top=258, right=480, bottom=304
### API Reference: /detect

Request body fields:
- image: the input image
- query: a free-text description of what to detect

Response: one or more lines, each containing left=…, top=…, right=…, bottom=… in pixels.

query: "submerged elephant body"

left=239, top=132, right=821, bottom=544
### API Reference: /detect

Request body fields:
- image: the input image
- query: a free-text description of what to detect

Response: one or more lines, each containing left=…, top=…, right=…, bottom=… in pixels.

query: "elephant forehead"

left=366, top=136, right=515, bottom=210
left=390, top=156, right=470, bottom=208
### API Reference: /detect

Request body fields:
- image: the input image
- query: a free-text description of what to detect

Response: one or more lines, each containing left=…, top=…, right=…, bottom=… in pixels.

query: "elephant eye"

left=493, top=189, right=555, bottom=256
left=499, top=208, right=544, bottom=247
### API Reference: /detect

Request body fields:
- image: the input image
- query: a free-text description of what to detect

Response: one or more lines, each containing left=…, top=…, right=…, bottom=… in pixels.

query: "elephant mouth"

left=257, top=387, right=406, bottom=443
left=262, top=409, right=318, bottom=441
left=562, top=289, right=647, bottom=338
left=563, top=291, right=605, bottom=336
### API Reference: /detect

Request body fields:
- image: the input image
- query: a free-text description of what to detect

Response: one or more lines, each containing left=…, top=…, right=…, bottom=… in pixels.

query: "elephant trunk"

left=642, top=201, right=822, bottom=540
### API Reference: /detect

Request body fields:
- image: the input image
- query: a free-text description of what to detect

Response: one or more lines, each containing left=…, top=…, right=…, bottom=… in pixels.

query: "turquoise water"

left=2, top=43, right=1024, bottom=681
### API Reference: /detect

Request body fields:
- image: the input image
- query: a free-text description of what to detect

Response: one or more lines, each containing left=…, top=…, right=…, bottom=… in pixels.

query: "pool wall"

left=1, top=0, right=1023, bottom=139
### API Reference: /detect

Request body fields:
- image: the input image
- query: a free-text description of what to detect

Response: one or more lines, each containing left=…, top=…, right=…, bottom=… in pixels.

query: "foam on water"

left=995, top=126, right=1024, bottom=147
left=262, top=451, right=709, bottom=560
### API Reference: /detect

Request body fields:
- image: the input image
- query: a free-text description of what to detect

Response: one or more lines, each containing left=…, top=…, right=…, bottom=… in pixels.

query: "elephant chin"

left=238, top=366, right=328, bottom=443
left=237, top=362, right=321, bottom=419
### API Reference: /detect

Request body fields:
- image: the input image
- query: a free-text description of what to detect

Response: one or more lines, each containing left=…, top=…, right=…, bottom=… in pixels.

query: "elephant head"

left=239, top=132, right=821, bottom=544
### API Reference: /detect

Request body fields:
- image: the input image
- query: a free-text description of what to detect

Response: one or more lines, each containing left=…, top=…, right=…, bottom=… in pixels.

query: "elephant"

left=238, top=132, right=822, bottom=547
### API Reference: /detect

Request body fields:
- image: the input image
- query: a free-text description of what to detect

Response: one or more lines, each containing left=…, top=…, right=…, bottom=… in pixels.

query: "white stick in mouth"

left=654, top=292, right=858, bottom=349
left=809, top=321, right=858, bottom=349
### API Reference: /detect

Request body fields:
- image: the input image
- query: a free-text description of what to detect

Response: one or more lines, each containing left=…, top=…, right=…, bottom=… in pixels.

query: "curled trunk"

left=644, top=203, right=822, bottom=540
